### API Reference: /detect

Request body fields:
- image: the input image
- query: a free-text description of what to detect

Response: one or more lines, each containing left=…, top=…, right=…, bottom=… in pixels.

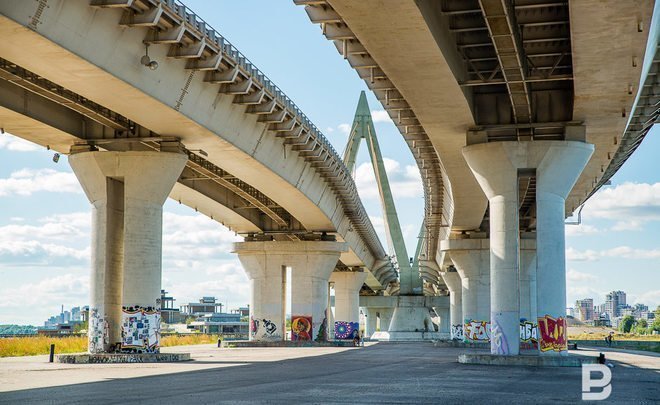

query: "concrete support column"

left=364, top=307, right=379, bottom=337
left=444, top=240, right=490, bottom=343
left=331, top=271, right=368, bottom=339
left=535, top=142, right=593, bottom=355
left=435, top=306, right=450, bottom=334
left=440, top=268, right=463, bottom=340
left=519, top=238, right=537, bottom=345
left=234, top=241, right=347, bottom=342
left=234, top=246, right=287, bottom=342
left=70, top=151, right=187, bottom=354
left=463, top=141, right=593, bottom=356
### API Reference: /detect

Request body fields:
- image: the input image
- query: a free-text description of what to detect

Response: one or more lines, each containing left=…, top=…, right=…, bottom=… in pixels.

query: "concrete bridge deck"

left=0, top=343, right=658, bottom=403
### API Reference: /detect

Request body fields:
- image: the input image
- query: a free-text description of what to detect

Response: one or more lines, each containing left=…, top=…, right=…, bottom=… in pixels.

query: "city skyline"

left=1, top=1, right=659, bottom=325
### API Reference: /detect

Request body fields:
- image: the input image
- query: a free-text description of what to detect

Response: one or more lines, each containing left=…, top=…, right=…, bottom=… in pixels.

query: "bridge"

left=297, top=0, right=658, bottom=355
left=0, top=0, right=657, bottom=359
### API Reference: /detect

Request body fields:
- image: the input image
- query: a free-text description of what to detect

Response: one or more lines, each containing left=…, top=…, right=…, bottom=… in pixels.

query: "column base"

left=57, top=352, right=190, bottom=364
left=388, top=296, right=436, bottom=333
left=458, top=353, right=596, bottom=367
left=370, top=331, right=449, bottom=341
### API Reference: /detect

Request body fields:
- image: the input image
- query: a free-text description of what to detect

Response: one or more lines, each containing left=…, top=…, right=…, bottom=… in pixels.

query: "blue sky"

left=0, top=1, right=658, bottom=325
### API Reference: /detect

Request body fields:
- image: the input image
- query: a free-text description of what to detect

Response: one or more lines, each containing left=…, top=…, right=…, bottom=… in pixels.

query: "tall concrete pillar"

left=70, top=150, right=187, bottom=354
left=519, top=238, right=537, bottom=345
left=331, top=271, right=368, bottom=339
left=440, top=268, right=463, bottom=340
left=435, top=306, right=450, bottom=334
left=234, top=245, right=287, bottom=342
left=535, top=142, right=593, bottom=355
left=234, top=241, right=347, bottom=342
left=463, top=141, right=593, bottom=356
left=364, top=307, right=379, bottom=337
left=443, top=239, right=490, bottom=343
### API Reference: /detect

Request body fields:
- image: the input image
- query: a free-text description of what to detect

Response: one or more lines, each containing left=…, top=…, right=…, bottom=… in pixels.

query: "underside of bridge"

left=297, top=0, right=658, bottom=351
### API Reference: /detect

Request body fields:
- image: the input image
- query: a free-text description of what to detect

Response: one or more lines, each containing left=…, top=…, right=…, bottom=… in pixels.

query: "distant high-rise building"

left=605, top=290, right=626, bottom=318
left=71, top=307, right=81, bottom=322
left=575, top=298, right=594, bottom=321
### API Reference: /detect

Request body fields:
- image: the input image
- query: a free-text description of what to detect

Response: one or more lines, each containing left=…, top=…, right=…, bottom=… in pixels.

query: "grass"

left=569, top=332, right=660, bottom=341
left=0, top=334, right=222, bottom=357
left=0, top=335, right=87, bottom=357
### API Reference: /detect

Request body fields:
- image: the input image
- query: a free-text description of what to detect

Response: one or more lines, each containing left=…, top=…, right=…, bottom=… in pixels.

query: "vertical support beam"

left=70, top=151, right=187, bottom=354
left=443, top=239, right=490, bottom=343
left=463, top=140, right=593, bottom=356
left=234, top=248, right=287, bottom=342
left=463, top=143, right=524, bottom=356
left=519, top=237, right=537, bottom=348
left=234, top=241, right=347, bottom=342
left=331, top=271, right=368, bottom=339
left=535, top=143, right=593, bottom=355
left=440, top=268, right=463, bottom=340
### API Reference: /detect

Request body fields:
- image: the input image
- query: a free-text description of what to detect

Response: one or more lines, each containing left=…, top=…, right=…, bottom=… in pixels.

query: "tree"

left=619, top=315, right=635, bottom=333
left=652, top=306, right=660, bottom=333
left=636, top=319, right=648, bottom=335
left=74, top=320, right=88, bottom=333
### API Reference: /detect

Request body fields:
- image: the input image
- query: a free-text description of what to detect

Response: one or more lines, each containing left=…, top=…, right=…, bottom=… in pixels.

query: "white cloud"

left=162, top=212, right=241, bottom=263
left=584, top=182, right=660, bottom=229
left=354, top=157, right=422, bottom=200
left=337, top=123, right=352, bottom=135
left=371, top=110, right=391, bottom=123
left=566, top=247, right=599, bottom=261
left=565, top=224, right=599, bottom=236
left=610, top=220, right=643, bottom=232
left=633, top=290, right=660, bottom=309
left=0, top=133, right=41, bottom=152
left=567, top=245, right=660, bottom=261
left=566, top=269, right=597, bottom=282
left=0, top=168, right=81, bottom=196
left=0, top=212, right=90, bottom=264
left=567, top=285, right=605, bottom=305
left=0, top=274, right=89, bottom=309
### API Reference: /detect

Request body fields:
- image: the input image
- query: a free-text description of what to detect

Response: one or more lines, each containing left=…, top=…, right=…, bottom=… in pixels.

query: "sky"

left=0, top=1, right=658, bottom=325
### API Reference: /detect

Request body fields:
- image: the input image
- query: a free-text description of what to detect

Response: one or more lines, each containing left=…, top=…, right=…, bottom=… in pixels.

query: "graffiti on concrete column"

left=250, top=316, right=259, bottom=338
left=121, top=306, right=160, bottom=353
left=334, top=321, right=359, bottom=340
left=315, top=310, right=328, bottom=342
left=251, top=317, right=280, bottom=339
left=88, top=308, right=108, bottom=353
left=291, top=316, right=313, bottom=341
left=464, top=319, right=490, bottom=342
left=491, top=320, right=510, bottom=355
left=519, top=319, right=538, bottom=349
left=537, top=315, right=567, bottom=352
left=451, top=324, right=464, bottom=341
left=262, top=318, right=277, bottom=336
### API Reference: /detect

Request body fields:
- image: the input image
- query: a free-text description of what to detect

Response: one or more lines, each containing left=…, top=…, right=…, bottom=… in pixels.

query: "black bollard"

left=49, top=344, right=55, bottom=363
left=597, top=352, right=606, bottom=364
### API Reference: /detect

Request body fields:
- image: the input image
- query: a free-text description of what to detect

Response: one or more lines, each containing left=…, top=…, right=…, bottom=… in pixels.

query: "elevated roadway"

left=0, top=0, right=398, bottom=289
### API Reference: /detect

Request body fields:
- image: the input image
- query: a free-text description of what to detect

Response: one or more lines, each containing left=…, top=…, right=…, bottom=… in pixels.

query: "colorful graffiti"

left=315, top=310, right=328, bottom=342
left=519, top=320, right=538, bottom=349
left=250, top=316, right=258, bottom=338
left=121, top=306, right=160, bottom=353
left=464, top=319, right=490, bottom=342
left=491, top=320, right=510, bottom=355
left=450, top=324, right=464, bottom=341
left=88, top=308, right=108, bottom=353
left=537, top=315, right=567, bottom=352
left=291, top=316, right=313, bottom=341
left=334, top=321, right=359, bottom=340
left=250, top=317, right=279, bottom=340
